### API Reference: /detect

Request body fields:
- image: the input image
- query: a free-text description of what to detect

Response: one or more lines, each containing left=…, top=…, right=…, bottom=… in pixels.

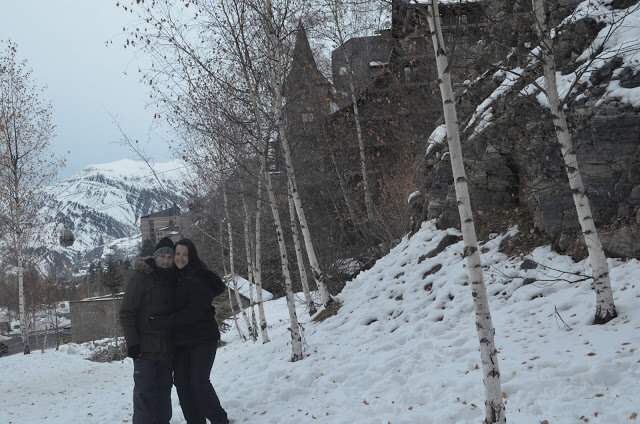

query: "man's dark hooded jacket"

left=119, top=257, right=175, bottom=359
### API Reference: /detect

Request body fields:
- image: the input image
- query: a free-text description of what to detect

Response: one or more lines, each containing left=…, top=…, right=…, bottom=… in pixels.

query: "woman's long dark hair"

left=175, top=238, right=208, bottom=272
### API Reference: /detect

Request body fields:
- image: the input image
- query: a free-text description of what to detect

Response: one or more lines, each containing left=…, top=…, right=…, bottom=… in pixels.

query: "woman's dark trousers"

left=174, top=341, right=228, bottom=424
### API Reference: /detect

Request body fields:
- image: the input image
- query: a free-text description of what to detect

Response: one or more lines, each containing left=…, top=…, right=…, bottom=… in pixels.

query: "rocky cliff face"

left=413, top=1, right=640, bottom=259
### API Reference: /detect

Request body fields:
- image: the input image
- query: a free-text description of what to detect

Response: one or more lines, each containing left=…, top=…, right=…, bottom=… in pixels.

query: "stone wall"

left=70, top=296, right=123, bottom=343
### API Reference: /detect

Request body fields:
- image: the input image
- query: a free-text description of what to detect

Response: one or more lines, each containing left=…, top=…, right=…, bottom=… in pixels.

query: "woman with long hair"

left=149, top=238, right=229, bottom=424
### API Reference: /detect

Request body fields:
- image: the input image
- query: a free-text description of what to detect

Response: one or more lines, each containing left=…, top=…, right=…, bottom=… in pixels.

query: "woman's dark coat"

left=150, top=267, right=226, bottom=345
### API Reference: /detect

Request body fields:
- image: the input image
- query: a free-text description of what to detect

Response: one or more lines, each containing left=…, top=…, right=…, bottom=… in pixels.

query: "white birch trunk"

left=16, top=203, right=29, bottom=355
left=242, top=197, right=259, bottom=341
left=18, top=248, right=29, bottom=355
left=226, top=280, right=245, bottom=341
left=221, top=221, right=246, bottom=341
left=240, top=54, right=272, bottom=344
left=223, top=182, right=256, bottom=341
left=532, top=0, right=617, bottom=324
left=253, top=173, right=270, bottom=343
left=288, top=179, right=317, bottom=316
left=261, top=149, right=304, bottom=361
left=425, top=2, right=505, bottom=422
left=328, top=1, right=375, bottom=221
left=349, top=82, right=375, bottom=222
left=236, top=45, right=273, bottom=343
left=267, top=22, right=332, bottom=307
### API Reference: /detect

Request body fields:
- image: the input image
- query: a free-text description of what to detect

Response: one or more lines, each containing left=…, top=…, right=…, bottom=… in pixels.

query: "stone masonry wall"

left=70, top=297, right=123, bottom=343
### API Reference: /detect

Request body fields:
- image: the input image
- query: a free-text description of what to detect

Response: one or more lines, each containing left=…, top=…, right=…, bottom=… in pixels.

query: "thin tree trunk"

left=52, top=295, right=61, bottom=350
left=328, top=135, right=359, bottom=227
left=42, top=324, right=48, bottom=353
left=287, top=179, right=317, bottom=316
left=425, top=2, right=506, bottom=422
left=221, top=221, right=245, bottom=341
left=17, top=227, right=29, bottom=354
left=223, top=181, right=256, bottom=341
left=261, top=147, right=304, bottom=361
left=532, top=0, right=616, bottom=324
left=267, top=19, right=331, bottom=307
left=327, top=1, right=375, bottom=221
left=349, top=83, right=375, bottom=222
left=242, top=197, right=259, bottom=341
left=253, top=173, right=270, bottom=343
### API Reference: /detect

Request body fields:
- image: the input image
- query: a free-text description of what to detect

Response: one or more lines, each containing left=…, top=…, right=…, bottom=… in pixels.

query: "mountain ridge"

left=32, top=159, right=192, bottom=274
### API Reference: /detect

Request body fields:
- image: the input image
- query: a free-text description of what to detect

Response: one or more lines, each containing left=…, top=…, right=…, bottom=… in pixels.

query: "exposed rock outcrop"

left=414, top=7, right=640, bottom=258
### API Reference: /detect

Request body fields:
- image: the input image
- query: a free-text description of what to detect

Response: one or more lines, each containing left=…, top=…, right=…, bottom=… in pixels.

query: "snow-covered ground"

left=1, top=221, right=639, bottom=423
left=225, top=274, right=274, bottom=302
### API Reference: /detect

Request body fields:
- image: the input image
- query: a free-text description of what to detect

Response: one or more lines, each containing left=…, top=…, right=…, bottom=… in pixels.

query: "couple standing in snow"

left=119, top=236, right=230, bottom=424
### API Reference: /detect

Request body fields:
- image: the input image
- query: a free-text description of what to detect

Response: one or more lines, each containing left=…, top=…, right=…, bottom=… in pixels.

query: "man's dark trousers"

left=133, top=358, right=173, bottom=424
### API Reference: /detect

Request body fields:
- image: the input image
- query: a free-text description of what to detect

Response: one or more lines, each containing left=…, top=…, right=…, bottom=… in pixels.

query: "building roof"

left=284, top=21, right=331, bottom=99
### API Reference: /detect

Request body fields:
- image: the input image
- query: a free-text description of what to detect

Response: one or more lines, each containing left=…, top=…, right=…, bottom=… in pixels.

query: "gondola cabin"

left=59, top=229, right=75, bottom=247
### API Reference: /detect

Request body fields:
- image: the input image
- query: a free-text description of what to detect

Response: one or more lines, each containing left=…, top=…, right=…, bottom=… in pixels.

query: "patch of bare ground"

left=475, top=207, right=551, bottom=257
left=312, top=299, right=343, bottom=323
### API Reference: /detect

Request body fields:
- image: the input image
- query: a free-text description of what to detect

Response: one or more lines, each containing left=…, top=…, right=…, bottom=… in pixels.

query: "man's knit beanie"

left=153, top=237, right=175, bottom=258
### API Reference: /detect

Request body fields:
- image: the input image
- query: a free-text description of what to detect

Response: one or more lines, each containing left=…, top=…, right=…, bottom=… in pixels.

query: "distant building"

left=331, top=33, right=394, bottom=109
left=140, top=205, right=182, bottom=244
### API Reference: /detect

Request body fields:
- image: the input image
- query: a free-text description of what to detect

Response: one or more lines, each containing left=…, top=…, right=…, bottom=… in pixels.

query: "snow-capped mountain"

left=34, top=159, right=193, bottom=273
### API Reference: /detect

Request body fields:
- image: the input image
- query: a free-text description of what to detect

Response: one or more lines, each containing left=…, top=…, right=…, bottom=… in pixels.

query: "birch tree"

left=316, top=0, right=387, bottom=222
left=0, top=41, right=64, bottom=355
left=216, top=0, right=304, bottom=355
left=260, top=145, right=305, bottom=361
left=241, top=195, right=260, bottom=341
left=222, top=179, right=256, bottom=341
left=251, top=0, right=333, bottom=307
left=421, top=2, right=506, bottom=423
left=531, top=0, right=617, bottom=324
left=288, top=179, right=317, bottom=316
left=253, top=174, right=270, bottom=343
left=220, top=220, right=246, bottom=341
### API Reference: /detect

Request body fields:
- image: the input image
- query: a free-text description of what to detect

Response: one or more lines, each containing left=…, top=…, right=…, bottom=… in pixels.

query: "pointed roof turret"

left=284, top=21, right=329, bottom=98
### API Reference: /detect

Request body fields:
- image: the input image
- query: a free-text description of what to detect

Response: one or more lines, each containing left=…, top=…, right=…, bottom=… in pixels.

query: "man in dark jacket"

left=119, top=237, right=176, bottom=424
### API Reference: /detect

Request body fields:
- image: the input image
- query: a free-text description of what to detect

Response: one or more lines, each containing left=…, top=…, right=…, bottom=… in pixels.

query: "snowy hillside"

left=33, top=159, right=192, bottom=270
left=1, top=221, right=638, bottom=423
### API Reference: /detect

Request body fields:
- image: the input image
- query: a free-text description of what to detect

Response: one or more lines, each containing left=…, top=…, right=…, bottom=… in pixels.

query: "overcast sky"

left=0, top=0, right=175, bottom=179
